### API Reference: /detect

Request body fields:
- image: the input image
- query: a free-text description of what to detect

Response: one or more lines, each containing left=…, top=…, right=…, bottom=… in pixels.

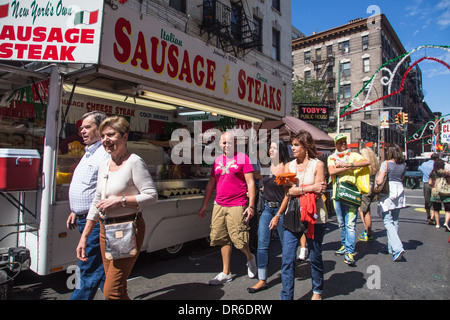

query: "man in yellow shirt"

left=327, top=134, right=370, bottom=265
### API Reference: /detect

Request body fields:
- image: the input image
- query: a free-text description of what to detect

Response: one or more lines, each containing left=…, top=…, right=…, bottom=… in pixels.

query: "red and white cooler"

left=0, top=149, right=41, bottom=191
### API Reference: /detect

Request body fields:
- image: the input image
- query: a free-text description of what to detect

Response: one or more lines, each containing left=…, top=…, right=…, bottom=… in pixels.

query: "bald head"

left=220, top=132, right=235, bottom=156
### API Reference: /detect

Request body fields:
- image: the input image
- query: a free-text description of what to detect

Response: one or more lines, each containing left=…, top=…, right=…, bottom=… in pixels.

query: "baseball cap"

left=334, top=133, right=347, bottom=144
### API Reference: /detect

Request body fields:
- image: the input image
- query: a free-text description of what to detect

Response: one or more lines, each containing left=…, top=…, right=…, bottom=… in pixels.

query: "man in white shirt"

left=66, top=111, right=109, bottom=300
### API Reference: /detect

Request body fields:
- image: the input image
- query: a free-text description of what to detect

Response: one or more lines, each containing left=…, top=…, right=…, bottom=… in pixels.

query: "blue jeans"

left=70, top=218, right=105, bottom=300
left=280, top=224, right=325, bottom=300
left=257, top=203, right=285, bottom=280
left=333, top=200, right=357, bottom=254
left=381, top=209, right=403, bottom=255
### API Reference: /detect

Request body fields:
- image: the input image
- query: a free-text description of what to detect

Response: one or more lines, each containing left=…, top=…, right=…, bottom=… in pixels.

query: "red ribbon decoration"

left=340, top=57, right=450, bottom=118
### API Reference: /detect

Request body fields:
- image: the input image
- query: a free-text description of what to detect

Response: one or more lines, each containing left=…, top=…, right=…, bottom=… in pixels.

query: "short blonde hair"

left=360, top=147, right=380, bottom=176
left=99, top=116, right=130, bottom=137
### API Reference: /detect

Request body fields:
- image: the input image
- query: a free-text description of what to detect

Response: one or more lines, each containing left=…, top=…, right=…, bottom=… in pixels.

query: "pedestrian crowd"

left=67, top=112, right=449, bottom=300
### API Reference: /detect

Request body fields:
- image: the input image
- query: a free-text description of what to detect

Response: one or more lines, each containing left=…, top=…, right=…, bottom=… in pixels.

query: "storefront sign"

left=0, top=0, right=103, bottom=63
left=441, top=123, right=450, bottom=144
left=100, top=5, right=285, bottom=117
left=61, top=94, right=173, bottom=125
left=297, top=104, right=328, bottom=121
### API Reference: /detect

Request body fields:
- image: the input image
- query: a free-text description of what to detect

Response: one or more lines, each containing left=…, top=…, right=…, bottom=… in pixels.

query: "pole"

left=38, top=66, right=61, bottom=275
left=337, top=60, right=341, bottom=134
left=404, top=123, right=408, bottom=159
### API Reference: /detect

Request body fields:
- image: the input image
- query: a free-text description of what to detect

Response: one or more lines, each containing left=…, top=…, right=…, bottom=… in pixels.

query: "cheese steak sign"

left=0, top=0, right=103, bottom=63
left=100, top=5, right=285, bottom=117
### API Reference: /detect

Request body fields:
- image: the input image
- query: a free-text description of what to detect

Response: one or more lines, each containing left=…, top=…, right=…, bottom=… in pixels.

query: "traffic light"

left=403, top=113, right=408, bottom=123
left=395, top=113, right=401, bottom=124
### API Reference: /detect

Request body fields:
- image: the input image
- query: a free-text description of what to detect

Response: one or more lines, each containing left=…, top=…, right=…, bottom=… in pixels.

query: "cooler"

left=0, top=149, right=41, bottom=191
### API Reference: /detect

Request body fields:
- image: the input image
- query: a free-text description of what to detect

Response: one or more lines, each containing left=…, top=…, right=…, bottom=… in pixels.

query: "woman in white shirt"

left=76, top=116, right=158, bottom=300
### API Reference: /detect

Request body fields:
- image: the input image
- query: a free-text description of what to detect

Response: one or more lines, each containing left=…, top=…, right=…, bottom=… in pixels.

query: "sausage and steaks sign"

left=0, top=0, right=103, bottom=63
left=297, top=104, right=329, bottom=122
left=99, top=4, right=286, bottom=117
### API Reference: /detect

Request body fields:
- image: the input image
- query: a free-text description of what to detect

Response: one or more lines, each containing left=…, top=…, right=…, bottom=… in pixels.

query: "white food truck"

left=0, top=1, right=288, bottom=278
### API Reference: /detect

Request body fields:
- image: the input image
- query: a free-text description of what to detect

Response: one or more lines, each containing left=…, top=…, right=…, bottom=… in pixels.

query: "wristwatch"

left=121, top=196, right=126, bottom=207
left=276, top=213, right=282, bottom=218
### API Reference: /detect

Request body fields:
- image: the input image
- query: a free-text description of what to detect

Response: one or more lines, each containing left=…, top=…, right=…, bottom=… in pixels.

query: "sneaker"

left=334, top=246, right=346, bottom=256
left=359, top=231, right=374, bottom=242
left=344, top=253, right=356, bottom=265
left=393, top=250, right=404, bottom=262
left=246, top=254, right=257, bottom=279
left=443, top=224, right=450, bottom=232
left=298, top=247, right=308, bottom=260
left=209, top=272, right=233, bottom=285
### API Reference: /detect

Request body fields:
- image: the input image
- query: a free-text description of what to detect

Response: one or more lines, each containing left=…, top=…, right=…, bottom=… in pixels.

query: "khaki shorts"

left=210, top=204, right=250, bottom=250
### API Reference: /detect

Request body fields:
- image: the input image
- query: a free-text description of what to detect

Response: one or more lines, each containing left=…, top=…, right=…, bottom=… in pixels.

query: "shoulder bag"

left=372, top=161, right=389, bottom=195
left=437, top=176, right=450, bottom=197
left=283, top=162, right=308, bottom=234
left=283, top=196, right=308, bottom=234
left=101, top=160, right=139, bottom=260
left=336, top=176, right=362, bottom=207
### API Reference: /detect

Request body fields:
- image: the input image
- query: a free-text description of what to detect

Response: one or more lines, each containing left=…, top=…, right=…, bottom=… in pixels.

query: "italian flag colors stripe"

left=0, top=4, right=9, bottom=18
left=74, top=10, right=99, bottom=25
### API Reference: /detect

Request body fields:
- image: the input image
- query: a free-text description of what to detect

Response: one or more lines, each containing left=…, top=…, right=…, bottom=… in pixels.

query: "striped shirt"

left=69, top=141, right=110, bottom=216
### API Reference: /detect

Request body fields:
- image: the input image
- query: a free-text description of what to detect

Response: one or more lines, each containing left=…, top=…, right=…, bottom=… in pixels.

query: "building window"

left=316, top=47, right=322, bottom=61
left=363, top=80, right=371, bottom=95
left=342, top=62, right=351, bottom=77
left=342, top=84, right=351, bottom=99
left=364, top=106, right=371, bottom=119
left=304, top=51, right=310, bottom=64
left=363, top=57, right=370, bottom=73
left=339, top=40, right=350, bottom=54
left=272, top=0, right=280, bottom=11
left=231, top=3, right=242, bottom=40
left=305, top=70, right=311, bottom=81
left=253, top=17, right=263, bottom=52
left=169, top=0, right=186, bottom=13
left=362, top=35, right=369, bottom=50
left=272, top=29, right=280, bottom=61
left=327, top=45, right=333, bottom=57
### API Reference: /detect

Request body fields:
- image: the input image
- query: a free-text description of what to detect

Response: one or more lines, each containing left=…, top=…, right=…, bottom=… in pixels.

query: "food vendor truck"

left=0, top=0, right=291, bottom=277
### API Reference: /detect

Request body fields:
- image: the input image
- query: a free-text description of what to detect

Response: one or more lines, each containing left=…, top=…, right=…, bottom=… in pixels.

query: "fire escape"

left=312, top=51, right=336, bottom=105
left=200, top=0, right=260, bottom=58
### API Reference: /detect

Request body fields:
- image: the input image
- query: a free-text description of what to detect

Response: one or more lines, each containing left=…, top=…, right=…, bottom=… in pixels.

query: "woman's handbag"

left=101, top=161, right=139, bottom=260
left=372, top=161, right=389, bottom=195
left=436, top=176, right=450, bottom=197
left=104, top=217, right=138, bottom=260
left=283, top=196, right=308, bottom=234
left=336, top=178, right=362, bottom=207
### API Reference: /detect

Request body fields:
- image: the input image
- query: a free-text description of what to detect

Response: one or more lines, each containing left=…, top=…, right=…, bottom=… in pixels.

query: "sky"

left=291, top=0, right=450, bottom=116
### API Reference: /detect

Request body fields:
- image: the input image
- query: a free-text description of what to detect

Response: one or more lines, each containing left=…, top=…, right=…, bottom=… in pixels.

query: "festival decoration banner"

left=0, top=0, right=104, bottom=63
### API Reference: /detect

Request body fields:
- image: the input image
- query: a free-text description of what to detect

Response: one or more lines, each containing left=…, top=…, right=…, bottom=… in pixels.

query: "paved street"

left=9, top=188, right=450, bottom=301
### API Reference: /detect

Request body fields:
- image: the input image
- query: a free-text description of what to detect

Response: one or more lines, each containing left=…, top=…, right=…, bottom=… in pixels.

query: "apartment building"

left=292, top=14, right=432, bottom=154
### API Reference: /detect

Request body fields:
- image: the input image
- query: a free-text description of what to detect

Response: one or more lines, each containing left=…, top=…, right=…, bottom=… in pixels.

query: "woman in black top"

left=247, top=140, right=291, bottom=293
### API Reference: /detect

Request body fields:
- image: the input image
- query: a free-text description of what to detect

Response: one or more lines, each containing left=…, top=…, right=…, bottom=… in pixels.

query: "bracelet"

left=249, top=206, right=255, bottom=210
left=276, top=213, right=282, bottom=218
